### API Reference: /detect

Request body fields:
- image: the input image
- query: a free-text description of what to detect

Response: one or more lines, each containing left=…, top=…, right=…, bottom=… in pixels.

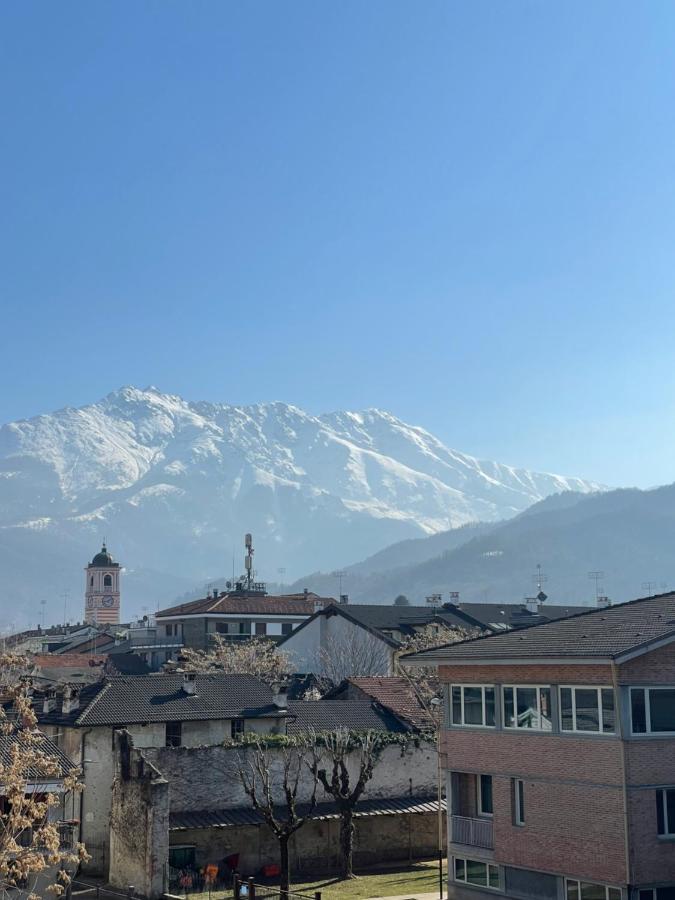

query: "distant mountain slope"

left=0, top=386, right=600, bottom=626
left=288, top=486, right=675, bottom=606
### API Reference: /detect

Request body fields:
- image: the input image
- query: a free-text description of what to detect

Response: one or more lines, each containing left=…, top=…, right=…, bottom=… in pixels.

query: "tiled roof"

left=286, top=699, right=407, bottom=733
left=341, top=604, right=486, bottom=635
left=455, top=602, right=592, bottom=630
left=0, top=732, right=75, bottom=780
left=342, top=677, right=434, bottom=728
left=34, top=682, right=108, bottom=727
left=74, top=673, right=283, bottom=726
left=157, top=593, right=331, bottom=618
left=170, top=795, right=445, bottom=830
left=402, top=593, right=675, bottom=664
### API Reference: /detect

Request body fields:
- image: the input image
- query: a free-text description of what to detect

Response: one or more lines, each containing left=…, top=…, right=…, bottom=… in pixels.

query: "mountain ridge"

left=0, top=386, right=602, bottom=626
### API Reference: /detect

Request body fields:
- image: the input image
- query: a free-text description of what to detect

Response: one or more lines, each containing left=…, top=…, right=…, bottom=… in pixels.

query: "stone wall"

left=109, top=733, right=170, bottom=899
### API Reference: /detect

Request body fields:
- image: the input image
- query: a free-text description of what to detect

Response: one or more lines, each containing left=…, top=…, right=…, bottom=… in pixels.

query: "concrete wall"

left=170, top=810, right=441, bottom=881
left=143, top=741, right=437, bottom=814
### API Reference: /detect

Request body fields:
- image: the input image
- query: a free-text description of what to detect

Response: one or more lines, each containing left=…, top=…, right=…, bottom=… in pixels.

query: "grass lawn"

left=188, top=862, right=446, bottom=900
left=288, top=861, right=446, bottom=898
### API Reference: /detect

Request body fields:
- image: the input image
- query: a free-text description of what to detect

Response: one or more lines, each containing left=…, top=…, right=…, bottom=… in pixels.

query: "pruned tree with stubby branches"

left=0, top=653, right=87, bottom=898
left=316, top=728, right=383, bottom=880
left=236, top=736, right=319, bottom=898
left=175, top=635, right=294, bottom=684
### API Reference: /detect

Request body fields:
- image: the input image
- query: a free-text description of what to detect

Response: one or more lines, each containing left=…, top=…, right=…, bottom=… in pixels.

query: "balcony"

left=128, top=633, right=184, bottom=649
left=451, top=815, right=494, bottom=850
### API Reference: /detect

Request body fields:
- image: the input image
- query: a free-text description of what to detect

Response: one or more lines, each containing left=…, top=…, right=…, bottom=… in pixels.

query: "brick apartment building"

left=404, top=593, right=675, bottom=899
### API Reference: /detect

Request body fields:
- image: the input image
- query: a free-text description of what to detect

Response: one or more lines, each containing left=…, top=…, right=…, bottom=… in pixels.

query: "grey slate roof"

left=455, top=602, right=592, bottom=630
left=0, top=732, right=74, bottom=780
left=170, top=795, right=445, bottom=830
left=35, top=674, right=282, bottom=727
left=286, top=699, right=408, bottom=734
left=402, top=593, right=675, bottom=664
left=341, top=603, right=486, bottom=635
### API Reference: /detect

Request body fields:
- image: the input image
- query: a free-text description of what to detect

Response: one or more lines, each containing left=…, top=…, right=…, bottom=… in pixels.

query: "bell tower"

left=84, top=542, right=121, bottom=625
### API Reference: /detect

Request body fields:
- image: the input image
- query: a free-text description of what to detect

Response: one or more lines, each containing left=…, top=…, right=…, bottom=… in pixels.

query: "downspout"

left=611, top=661, right=631, bottom=890
left=79, top=729, right=92, bottom=847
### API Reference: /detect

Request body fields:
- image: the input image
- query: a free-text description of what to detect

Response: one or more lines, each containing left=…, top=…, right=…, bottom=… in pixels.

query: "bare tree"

left=237, top=737, right=319, bottom=897
left=316, top=729, right=382, bottom=880
left=177, top=636, right=294, bottom=683
left=398, top=624, right=474, bottom=711
left=315, top=631, right=391, bottom=684
left=0, top=653, right=87, bottom=897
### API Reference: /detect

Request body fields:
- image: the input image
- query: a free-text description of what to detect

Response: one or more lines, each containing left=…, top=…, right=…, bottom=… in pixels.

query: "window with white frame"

left=454, top=857, right=499, bottom=889
left=477, top=774, right=493, bottom=816
left=451, top=685, right=496, bottom=727
left=565, top=879, right=621, bottom=900
left=503, top=685, right=553, bottom=730
left=656, top=788, right=675, bottom=837
left=631, top=687, right=675, bottom=734
left=559, top=686, right=615, bottom=734
left=513, top=778, right=525, bottom=825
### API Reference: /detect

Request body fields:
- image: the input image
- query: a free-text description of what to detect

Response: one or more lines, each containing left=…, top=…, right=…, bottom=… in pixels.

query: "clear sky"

left=2, top=1, right=675, bottom=488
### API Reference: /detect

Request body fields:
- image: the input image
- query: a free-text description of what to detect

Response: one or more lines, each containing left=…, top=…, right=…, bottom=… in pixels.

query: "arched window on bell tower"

left=104, top=573, right=112, bottom=588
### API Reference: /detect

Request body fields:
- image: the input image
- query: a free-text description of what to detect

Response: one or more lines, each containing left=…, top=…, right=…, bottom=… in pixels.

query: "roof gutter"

left=401, top=655, right=614, bottom=668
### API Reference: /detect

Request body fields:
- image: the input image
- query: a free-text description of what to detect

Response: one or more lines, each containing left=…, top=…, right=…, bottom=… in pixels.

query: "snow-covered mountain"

left=0, top=386, right=602, bottom=626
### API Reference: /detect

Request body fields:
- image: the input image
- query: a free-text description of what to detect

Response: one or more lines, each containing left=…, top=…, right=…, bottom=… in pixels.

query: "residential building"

left=155, top=585, right=334, bottom=652
left=403, top=592, right=675, bottom=899
left=453, top=598, right=596, bottom=631
left=35, top=673, right=287, bottom=875
left=278, top=601, right=488, bottom=680
left=107, top=680, right=443, bottom=898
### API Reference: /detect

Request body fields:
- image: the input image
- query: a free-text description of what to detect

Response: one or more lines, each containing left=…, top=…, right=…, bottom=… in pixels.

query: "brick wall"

left=618, top=641, right=675, bottom=682
left=439, top=662, right=613, bottom=685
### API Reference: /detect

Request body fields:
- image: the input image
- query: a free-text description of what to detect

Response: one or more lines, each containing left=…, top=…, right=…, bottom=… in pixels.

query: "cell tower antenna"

left=588, top=571, right=605, bottom=603
left=244, top=533, right=254, bottom=591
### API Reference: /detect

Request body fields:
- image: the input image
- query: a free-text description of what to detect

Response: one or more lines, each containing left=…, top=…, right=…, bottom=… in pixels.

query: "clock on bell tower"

left=84, top=542, right=121, bottom=625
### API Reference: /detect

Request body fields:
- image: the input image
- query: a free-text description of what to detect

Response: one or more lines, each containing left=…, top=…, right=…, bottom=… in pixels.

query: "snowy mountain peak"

left=0, top=387, right=603, bottom=624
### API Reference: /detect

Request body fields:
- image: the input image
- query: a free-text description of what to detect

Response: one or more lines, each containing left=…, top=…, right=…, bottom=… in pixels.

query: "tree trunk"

left=339, top=808, right=355, bottom=880
left=279, top=833, right=290, bottom=899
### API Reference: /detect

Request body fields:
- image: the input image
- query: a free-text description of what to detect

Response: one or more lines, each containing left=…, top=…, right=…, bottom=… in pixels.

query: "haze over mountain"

left=288, top=485, right=675, bottom=608
left=0, top=386, right=601, bottom=628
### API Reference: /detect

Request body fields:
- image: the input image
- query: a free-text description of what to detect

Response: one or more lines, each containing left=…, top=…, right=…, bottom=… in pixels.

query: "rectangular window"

left=565, top=880, right=621, bottom=900
left=478, top=775, right=493, bottom=816
left=559, top=686, right=615, bottom=734
left=513, top=778, right=525, bottom=825
left=454, top=857, right=499, bottom=889
left=656, top=788, right=675, bottom=837
left=165, top=721, right=182, bottom=747
left=216, top=622, right=230, bottom=634
left=255, top=622, right=267, bottom=636
left=231, top=718, right=245, bottom=740
left=239, top=621, right=251, bottom=635
left=450, top=685, right=496, bottom=728
left=503, top=685, right=553, bottom=730
left=631, top=688, right=675, bottom=734
left=281, top=623, right=293, bottom=636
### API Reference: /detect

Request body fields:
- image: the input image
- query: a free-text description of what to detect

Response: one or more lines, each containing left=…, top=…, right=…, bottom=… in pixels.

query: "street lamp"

left=430, top=696, right=444, bottom=899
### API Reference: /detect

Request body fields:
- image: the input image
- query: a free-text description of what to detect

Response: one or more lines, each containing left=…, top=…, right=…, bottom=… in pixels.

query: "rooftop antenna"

left=277, top=567, right=286, bottom=591
left=528, top=563, right=548, bottom=605
left=244, top=533, right=254, bottom=591
left=588, top=571, right=605, bottom=604
left=332, top=570, right=346, bottom=599
left=642, top=580, right=658, bottom=597
left=61, top=589, right=70, bottom=627
left=39, top=598, right=47, bottom=629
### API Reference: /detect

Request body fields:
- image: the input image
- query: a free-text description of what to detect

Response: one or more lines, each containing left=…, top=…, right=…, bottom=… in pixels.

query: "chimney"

left=303, top=588, right=309, bottom=598
left=43, top=689, right=57, bottom=715
left=339, top=594, right=349, bottom=605
left=213, top=588, right=218, bottom=599
left=62, top=686, right=80, bottom=715
left=270, top=681, right=288, bottom=709
left=182, top=672, right=197, bottom=696
left=597, top=595, right=612, bottom=608
left=525, top=597, right=539, bottom=613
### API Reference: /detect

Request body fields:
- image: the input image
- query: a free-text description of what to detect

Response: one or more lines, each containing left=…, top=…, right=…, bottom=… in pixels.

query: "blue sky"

left=2, top=1, right=675, bottom=488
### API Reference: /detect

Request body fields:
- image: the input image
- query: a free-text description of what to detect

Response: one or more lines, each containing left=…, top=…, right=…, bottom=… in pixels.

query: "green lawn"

left=189, top=862, right=446, bottom=900
left=288, top=861, right=445, bottom=898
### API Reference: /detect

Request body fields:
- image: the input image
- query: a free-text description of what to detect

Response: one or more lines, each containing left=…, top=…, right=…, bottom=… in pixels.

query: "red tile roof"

left=347, top=677, right=434, bottom=728
left=157, top=592, right=334, bottom=618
